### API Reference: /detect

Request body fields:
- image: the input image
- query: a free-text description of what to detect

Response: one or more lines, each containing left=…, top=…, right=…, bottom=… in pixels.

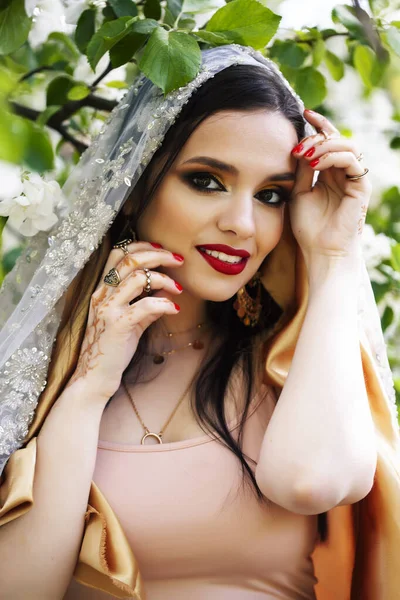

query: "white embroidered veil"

left=0, top=43, right=397, bottom=478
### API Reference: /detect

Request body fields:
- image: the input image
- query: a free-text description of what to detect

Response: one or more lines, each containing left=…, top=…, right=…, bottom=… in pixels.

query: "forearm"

left=256, top=255, right=377, bottom=513
left=0, top=378, right=108, bottom=600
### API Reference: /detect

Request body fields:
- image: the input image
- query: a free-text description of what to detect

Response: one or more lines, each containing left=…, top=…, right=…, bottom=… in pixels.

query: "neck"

left=149, top=290, right=209, bottom=342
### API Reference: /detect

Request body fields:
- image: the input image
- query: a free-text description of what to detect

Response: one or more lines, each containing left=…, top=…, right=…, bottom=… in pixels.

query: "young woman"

left=0, top=45, right=399, bottom=600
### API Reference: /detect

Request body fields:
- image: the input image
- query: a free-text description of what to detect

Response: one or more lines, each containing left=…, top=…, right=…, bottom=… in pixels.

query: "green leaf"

left=381, top=305, right=394, bottom=331
left=0, top=110, right=28, bottom=162
left=36, top=105, right=60, bottom=127
left=312, top=38, right=325, bottom=67
left=0, top=0, right=32, bottom=55
left=109, top=18, right=158, bottom=68
left=324, top=49, right=345, bottom=81
left=205, top=0, right=281, bottom=49
left=332, top=5, right=367, bottom=41
left=390, top=136, right=400, bottom=149
left=138, top=27, right=201, bottom=94
left=391, top=243, right=400, bottom=272
left=108, top=0, right=138, bottom=17
left=67, top=84, right=90, bottom=100
left=192, top=30, right=230, bottom=46
left=386, top=26, right=400, bottom=56
left=75, top=8, right=96, bottom=54
left=353, top=44, right=380, bottom=87
left=269, top=40, right=309, bottom=68
left=166, top=0, right=183, bottom=20
left=144, top=0, right=161, bottom=20
left=46, top=75, right=74, bottom=105
left=86, top=16, right=138, bottom=70
left=368, top=0, right=390, bottom=15
left=293, top=67, right=327, bottom=108
left=2, top=245, right=23, bottom=275
left=24, top=122, right=54, bottom=171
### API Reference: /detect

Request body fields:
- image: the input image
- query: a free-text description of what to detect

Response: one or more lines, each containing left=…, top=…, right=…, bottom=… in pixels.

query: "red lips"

left=196, top=244, right=250, bottom=258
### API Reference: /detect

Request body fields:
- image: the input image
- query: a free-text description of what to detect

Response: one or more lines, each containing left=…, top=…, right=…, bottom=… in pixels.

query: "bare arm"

left=256, top=255, right=377, bottom=515
left=0, top=379, right=109, bottom=600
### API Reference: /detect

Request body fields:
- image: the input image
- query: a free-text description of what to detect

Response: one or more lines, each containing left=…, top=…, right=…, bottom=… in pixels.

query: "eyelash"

left=182, top=171, right=291, bottom=206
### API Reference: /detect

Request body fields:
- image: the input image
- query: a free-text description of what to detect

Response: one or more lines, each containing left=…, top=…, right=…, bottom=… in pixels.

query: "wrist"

left=62, top=373, right=113, bottom=410
left=305, top=252, right=362, bottom=295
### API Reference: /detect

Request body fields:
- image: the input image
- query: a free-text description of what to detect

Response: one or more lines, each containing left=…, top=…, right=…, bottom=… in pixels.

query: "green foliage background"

left=0, top=0, right=399, bottom=411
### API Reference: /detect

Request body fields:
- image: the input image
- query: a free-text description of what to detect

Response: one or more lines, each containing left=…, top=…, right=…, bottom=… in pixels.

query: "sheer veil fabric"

left=0, top=44, right=399, bottom=599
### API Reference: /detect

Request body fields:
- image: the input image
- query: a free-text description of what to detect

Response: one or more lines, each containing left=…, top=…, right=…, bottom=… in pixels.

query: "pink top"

left=91, top=386, right=319, bottom=599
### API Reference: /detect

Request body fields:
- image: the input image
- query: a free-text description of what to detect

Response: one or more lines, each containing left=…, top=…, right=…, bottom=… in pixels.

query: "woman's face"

left=136, top=109, right=298, bottom=302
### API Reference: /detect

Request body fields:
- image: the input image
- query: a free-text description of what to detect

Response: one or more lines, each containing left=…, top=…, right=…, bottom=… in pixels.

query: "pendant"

left=141, top=431, right=163, bottom=444
left=192, top=339, right=204, bottom=350
left=153, top=354, right=164, bottom=364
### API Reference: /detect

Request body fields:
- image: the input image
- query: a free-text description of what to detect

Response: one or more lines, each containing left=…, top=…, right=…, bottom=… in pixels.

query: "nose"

left=217, top=192, right=256, bottom=240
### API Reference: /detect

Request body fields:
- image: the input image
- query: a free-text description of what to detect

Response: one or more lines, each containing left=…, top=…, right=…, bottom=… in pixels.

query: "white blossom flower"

left=0, top=172, right=64, bottom=237
left=361, top=224, right=393, bottom=282
left=0, top=161, right=24, bottom=200
left=64, top=0, right=106, bottom=25
left=28, top=0, right=75, bottom=48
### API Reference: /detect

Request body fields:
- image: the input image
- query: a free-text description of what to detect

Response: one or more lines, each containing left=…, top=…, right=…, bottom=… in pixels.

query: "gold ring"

left=143, top=268, right=152, bottom=294
left=345, top=167, right=369, bottom=181
left=319, top=129, right=331, bottom=141
left=104, top=267, right=121, bottom=287
left=113, top=237, right=133, bottom=255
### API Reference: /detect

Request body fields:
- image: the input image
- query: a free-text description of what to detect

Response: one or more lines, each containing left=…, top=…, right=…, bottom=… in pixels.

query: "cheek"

left=256, top=206, right=285, bottom=256
left=136, top=180, right=201, bottom=242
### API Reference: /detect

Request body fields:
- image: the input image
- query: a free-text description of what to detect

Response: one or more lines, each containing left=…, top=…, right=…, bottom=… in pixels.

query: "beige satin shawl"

left=1, top=215, right=399, bottom=600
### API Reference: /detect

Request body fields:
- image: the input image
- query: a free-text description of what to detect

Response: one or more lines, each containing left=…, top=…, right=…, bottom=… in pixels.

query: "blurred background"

left=0, top=0, right=399, bottom=412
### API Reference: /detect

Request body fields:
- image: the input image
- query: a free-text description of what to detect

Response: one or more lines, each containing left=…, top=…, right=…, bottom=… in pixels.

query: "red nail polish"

left=173, top=253, right=184, bottom=262
left=174, top=281, right=183, bottom=291
left=150, top=242, right=163, bottom=248
left=292, top=143, right=304, bottom=154
left=304, top=147, right=315, bottom=158
left=174, top=303, right=181, bottom=311
left=310, top=158, right=320, bottom=168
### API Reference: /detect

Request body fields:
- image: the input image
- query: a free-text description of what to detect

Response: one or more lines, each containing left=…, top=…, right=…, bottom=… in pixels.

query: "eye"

left=183, top=172, right=225, bottom=193
left=255, top=188, right=291, bottom=206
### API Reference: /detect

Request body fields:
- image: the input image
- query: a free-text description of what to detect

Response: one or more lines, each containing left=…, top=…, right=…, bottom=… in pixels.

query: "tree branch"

left=352, top=0, right=387, bottom=61
left=10, top=102, right=88, bottom=153
left=90, top=61, right=114, bottom=90
left=19, top=66, right=56, bottom=82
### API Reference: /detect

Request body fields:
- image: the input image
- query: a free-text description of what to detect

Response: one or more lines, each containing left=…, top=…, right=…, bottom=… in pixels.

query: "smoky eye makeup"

left=180, top=170, right=293, bottom=206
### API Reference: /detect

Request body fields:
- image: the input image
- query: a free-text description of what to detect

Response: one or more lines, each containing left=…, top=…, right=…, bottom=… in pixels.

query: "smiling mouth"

left=198, top=247, right=244, bottom=264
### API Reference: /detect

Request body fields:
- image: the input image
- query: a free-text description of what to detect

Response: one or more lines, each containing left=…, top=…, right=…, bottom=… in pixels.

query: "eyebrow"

left=181, top=156, right=295, bottom=183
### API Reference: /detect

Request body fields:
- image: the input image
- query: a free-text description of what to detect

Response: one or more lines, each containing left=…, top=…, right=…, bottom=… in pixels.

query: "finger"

left=308, top=151, right=369, bottom=182
left=293, top=138, right=360, bottom=163
left=101, top=241, right=158, bottom=282
left=303, top=109, right=341, bottom=138
left=100, top=249, right=184, bottom=294
left=125, top=296, right=180, bottom=331
left=111, top=270, right=183, bottom=306
left=292, top=151, right=315, bottom=196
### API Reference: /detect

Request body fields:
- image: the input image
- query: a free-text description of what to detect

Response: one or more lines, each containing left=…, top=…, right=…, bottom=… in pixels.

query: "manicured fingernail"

left=304, top=147, right=315, bottom=158
left=173, top=253, right=184, bottom=262
left=305, top=109, right=317, bottom=114
left=173, top=303, right=181, bottom=311
left=310, top=158, right=320, bottom=168
left=150, top=242, right=163, bottom=248
left=292, top=143, right=304, bottom=154
left=174, top=281, right=183, bottom=291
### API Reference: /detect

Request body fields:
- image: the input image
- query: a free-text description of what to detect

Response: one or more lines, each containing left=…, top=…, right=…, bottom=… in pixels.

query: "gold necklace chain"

left=145, top=322, right=209, bottom=364
left=122, top=372, right=198, bottom=445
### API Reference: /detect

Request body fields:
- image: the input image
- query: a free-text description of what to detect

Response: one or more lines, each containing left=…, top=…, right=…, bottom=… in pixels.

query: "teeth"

left=202, top=248, right=243, bottom=264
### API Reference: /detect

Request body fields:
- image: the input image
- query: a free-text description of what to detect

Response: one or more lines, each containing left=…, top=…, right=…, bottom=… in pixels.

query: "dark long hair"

left=108, top=64, right=328, bottom=543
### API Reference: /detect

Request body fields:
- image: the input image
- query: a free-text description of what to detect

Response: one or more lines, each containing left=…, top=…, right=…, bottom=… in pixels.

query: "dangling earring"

left=234, top=271, right=262, bottom=327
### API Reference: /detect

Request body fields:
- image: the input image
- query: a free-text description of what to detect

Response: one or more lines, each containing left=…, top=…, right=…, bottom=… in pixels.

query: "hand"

left=290, top=109, right=370, bottom=264
left=66, top=241, right=184, bottom=401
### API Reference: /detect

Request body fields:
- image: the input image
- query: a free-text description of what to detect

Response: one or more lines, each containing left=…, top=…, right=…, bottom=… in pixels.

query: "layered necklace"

left=122, top=320, right=210, bottom=444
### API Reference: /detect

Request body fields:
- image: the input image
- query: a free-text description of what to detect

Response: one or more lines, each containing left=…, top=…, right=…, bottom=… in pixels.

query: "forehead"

left=177, top=110, right=299, bottom=166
